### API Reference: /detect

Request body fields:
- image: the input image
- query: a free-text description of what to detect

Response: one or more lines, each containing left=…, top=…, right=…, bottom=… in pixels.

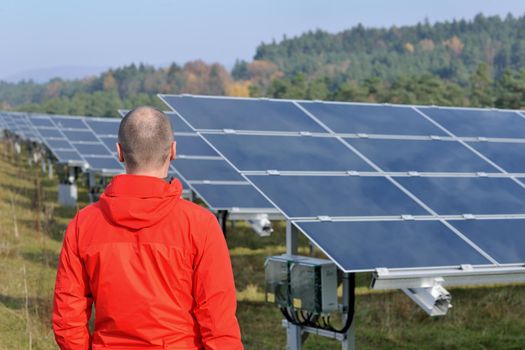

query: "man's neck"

left=125, top=168, right=169, bottom=179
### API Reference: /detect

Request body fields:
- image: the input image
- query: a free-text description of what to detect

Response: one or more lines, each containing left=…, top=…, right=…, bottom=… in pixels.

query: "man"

left=52, top=106, right=243, bottom=349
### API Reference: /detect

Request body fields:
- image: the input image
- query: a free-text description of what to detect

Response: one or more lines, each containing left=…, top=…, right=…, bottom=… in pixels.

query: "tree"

left=469, top=63, right=493, bottom=107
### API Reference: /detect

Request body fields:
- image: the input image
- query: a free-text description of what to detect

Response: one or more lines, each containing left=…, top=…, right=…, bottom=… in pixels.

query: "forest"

left=0, top=13, right=524, bottom=117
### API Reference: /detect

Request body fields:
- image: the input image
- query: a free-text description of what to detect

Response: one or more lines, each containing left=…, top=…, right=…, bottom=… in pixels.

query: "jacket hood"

left=99, top=174, right=183, bottom=230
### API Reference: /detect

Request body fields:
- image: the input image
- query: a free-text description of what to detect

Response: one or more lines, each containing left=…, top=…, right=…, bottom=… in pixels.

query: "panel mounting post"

left=341, top=273, right=356, bottom=350
left=286, top=220, right=302, bottom=349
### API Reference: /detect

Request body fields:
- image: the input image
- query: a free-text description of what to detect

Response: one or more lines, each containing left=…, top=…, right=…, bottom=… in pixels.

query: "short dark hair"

left=118, top=106, right=173, bottom=171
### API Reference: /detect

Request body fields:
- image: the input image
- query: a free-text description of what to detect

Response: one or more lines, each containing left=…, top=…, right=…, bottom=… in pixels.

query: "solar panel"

left=467, top=141, right=525, bottom=173
left=204, top=134, right=372, bottom=172
left=73, top=143, right=113, bottom=156
left=295, top=221, right=490, bottom=271
left=190, top=183, right=274, bottom=211
left=419, top=107, right=525, bottom=138
left=298, top=102, right=446, bottom=136
left=53, top=117, right=89, bottom=129
left=174, top=158, right=245, bottom=182
left=449, top=219, right=525, bottom=264
left=84, top=118, right=120, bottom=135
left=247, top=175, right=428, bottom=218
left=160, top=95, right=326, bottom=132
left=62, top=130, right=99, bottom=142
left=396, top=177, right=525, bottom=215
left=176, top=135, right=218, bottom=157
left=346, top=138, right=499, bottom=173
left=162, top=95, right=525, bottom=272
left=25, top=114, right=123, bottom=172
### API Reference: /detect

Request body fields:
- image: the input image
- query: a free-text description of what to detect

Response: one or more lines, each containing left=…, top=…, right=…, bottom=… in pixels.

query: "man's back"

left=53, top=174, right=243, bottom=349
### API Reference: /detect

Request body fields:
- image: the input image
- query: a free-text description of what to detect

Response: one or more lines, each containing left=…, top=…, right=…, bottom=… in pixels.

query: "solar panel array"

left=160, top=95, right=525, bottom=272
left=117, top=109, right=276, bottom=212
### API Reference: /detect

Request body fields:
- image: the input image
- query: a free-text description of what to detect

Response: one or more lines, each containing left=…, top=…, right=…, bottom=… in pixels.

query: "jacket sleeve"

left=52, top=213, right=93, bottom=350
left=192, top=214, right=243, bottom=350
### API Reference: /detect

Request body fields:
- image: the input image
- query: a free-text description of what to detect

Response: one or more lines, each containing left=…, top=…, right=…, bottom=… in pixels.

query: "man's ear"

left=116, top=143, right=125, bottom=162
left=170, top=141, right=177, bottom=161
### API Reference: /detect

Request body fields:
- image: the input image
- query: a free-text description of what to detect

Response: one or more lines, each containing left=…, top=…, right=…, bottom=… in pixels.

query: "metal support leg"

left=286, top=221, right=298, bottom=255
left=285, top=220, right=302, bottom=349
left=47, top=159, right=53, bottom=179
left=342, top=273, right=356, bottom=350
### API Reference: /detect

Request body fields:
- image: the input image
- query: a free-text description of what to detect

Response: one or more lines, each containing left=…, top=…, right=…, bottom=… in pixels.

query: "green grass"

left=1, top=141, right=525, bottom=349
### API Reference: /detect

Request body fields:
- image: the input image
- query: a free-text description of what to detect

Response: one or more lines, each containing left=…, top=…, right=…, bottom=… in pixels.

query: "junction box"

left=265, top=255, right=338, bottom=313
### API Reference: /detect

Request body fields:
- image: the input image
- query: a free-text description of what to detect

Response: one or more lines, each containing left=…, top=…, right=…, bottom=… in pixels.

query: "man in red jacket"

left=52, top=106, right=243, bottom=349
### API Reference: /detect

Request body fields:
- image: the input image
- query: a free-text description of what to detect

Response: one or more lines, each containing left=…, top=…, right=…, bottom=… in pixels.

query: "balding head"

left=118, top=106, right=175, bottom=174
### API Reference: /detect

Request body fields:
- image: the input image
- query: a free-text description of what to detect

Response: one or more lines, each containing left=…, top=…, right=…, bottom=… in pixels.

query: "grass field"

left=1, top=140, right=525, bottom=350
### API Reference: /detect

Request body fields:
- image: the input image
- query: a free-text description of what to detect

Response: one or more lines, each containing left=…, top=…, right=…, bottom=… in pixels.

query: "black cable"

left=329, top=272, right=356, bottom=334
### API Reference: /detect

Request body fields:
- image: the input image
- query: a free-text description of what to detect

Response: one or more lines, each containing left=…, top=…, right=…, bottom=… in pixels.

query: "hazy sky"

left=1, top=0, right=524, bottom=80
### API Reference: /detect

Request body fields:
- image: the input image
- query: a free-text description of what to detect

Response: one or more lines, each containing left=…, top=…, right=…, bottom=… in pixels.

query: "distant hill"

left=252, top=13, right=525, bottom=85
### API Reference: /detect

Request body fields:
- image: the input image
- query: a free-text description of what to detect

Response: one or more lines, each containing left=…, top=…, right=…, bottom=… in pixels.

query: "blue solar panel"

left=204, top=134, right=372, bottom=172
left=46, top=139, right=72, bottom=149
left=419, top=107, right=525, bottom=138
left=397, top=177, right=525, bottom=215
left=85, top=119, right=120, bottom=135
left=191, top=183, right=274, bottom=210
left=166, top=112, right=194, bottom=133
left=173, top=159, right=244, bottom=182
left=467, top=142, right=525, bottom=173
left=100, top=136, right=117, bottom=153
left=83, top=156, right=124, bottom=172
left=52, top=117, right=88, bottom=129
left=29, top=117, right=54, bottom=128
left=296, top=221, right=490, bottom=271
left=346, top=138, right=499, bottom=173
left=38, top=129, right=63, bottom=138
left=162, top=95, right=326, bottom=132
left=62, top=130, right=99, bottom=142
left=450, top=219, right=525, bottom=264
left=176, top=135, right=218, bottom=157
left=247, top=175, right=427, bottom=218
left=54, top=150, right=84, bottom=163
left=300, top=102, right=446, bottom=136
left=73, top=143, right=112, bottom=156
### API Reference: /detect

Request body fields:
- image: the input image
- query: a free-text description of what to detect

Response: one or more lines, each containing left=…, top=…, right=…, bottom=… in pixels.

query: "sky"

left=0, top=0, right=524, bottom=81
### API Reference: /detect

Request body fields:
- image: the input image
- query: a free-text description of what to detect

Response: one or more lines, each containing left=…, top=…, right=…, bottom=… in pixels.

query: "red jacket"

left=52, top=174, right=243, bottom=350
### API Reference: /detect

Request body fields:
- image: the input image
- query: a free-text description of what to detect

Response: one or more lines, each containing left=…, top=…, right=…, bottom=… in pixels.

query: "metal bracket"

left=402, top=278, right=452, bottom=316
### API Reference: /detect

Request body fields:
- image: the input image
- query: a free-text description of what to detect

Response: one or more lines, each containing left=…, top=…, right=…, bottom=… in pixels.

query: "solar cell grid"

left=161, top=95, right=525, bottom=271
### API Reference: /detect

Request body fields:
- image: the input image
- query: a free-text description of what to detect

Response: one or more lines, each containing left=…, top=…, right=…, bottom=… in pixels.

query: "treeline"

left=266, top=65, right=525, bottom=109
left=250, top=13, right=525, bottom=85
left=0, top=13, right=524, bottom=117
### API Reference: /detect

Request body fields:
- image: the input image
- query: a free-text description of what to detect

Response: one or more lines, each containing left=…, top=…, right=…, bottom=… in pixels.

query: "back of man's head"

left=118, top=106, right=173, bottom=172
